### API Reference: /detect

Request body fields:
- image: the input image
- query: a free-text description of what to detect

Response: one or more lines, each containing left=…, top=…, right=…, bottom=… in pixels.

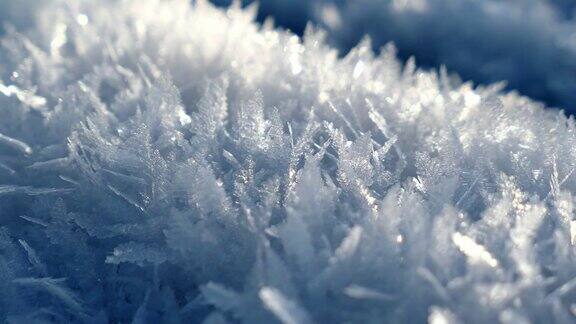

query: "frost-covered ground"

left=1, top=0, right=576, bottom=323
left=212, top=0, right=576, bottom=114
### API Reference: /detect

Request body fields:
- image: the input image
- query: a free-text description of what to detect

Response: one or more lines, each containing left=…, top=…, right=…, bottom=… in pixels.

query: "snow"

left=212, top=0, right=576, bottom=113
left=0, top=0, right=574, bottom=323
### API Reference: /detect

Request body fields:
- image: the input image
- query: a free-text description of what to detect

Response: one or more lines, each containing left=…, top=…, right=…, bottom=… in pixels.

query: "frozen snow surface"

left=0, top=0, right=576, bottom=323
left=212, top=0, right=576, bottom=113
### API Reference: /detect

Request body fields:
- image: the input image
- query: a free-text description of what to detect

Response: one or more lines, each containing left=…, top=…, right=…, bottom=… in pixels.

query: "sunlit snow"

left=0, top=0, right=574, bottom=323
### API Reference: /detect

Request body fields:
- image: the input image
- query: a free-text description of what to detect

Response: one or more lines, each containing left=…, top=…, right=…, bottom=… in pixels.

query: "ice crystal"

left=0, top=0, right=575, bottom=323
left=212, top=0, right=576, bottom=113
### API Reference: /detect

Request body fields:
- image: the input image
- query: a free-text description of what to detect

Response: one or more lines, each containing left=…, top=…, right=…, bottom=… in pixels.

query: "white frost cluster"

left=318, top=0, right=576, bottom=112
left=0, top=0, right=575, bottom=323
left=212, top=0, right=576, bottom=112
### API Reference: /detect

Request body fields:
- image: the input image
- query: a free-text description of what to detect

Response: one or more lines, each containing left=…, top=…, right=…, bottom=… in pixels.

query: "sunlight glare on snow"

left=452, top=232, right=499, bottom=267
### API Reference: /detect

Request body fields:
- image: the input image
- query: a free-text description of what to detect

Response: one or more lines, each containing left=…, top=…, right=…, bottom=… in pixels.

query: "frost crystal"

left=217, top=0, right=576, bottom=113
left=0, top=0, right=575, bottom=323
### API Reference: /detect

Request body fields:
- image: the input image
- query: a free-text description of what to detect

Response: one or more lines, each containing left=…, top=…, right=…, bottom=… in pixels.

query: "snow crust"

left=0, top=0, right=575, bottom=323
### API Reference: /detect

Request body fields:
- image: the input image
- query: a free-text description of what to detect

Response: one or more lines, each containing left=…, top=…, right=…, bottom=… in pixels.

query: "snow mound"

left=0, top=0, right=575, bottom=322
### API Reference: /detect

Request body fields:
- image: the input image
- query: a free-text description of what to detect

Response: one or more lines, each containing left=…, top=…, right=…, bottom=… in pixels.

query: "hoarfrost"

left=0, top=0, right=573, bottom=323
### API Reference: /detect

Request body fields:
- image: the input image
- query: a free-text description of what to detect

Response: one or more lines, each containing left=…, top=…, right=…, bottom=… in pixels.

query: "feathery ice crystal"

left=0, top=0, right=576, bottom=323
left=214, top=0, right=576, bottom=113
